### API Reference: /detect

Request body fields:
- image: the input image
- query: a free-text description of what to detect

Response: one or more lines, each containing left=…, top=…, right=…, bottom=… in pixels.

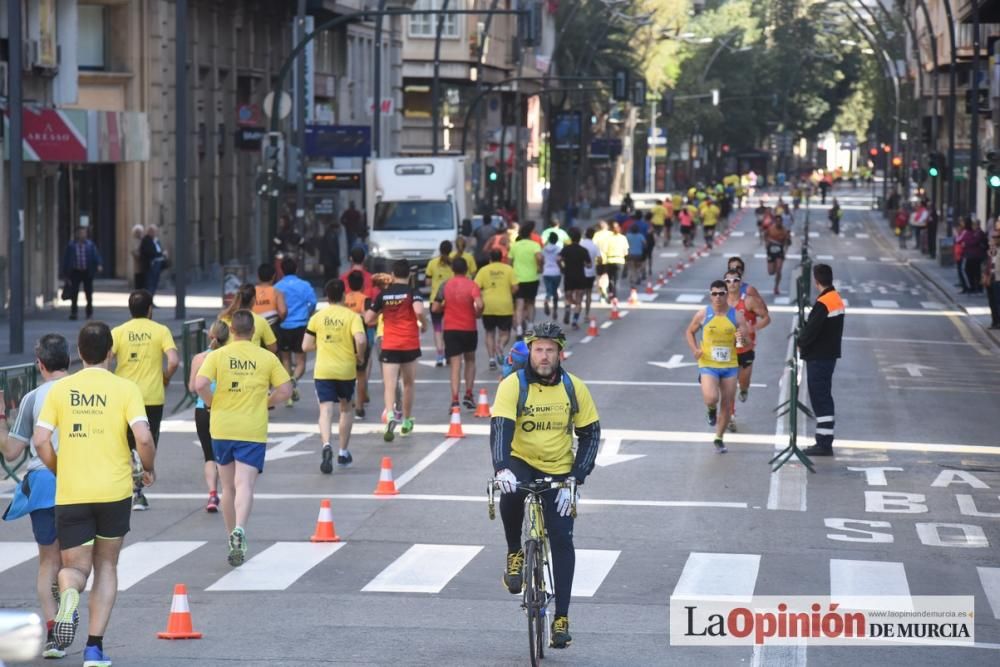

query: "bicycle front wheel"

left=524, top=540, right=545, bottom=666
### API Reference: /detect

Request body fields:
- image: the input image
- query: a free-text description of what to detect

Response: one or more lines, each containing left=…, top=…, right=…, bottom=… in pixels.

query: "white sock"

left=339, top=449, right=349, bottom=457
left=322, top=442, right=330, bottom=449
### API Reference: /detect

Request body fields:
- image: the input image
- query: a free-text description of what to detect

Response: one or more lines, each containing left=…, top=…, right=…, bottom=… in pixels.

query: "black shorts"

left=56, top=497, right=132, bottom=549
left=767, top=251, right=785, bottom=262
left=195, top=407, right=214, bottom=462
left=315, top=379, right=356, bottom=403
left=584, top=276, right=596, bottom=290
left=278, top=326, right=306, bottom=353
left=738, top=350, right=756, bottom=368
left=444, top=330, right=478, bottom=358
left=127, top=404, right=164, bottom=450
left=482, top=315, right=513, bottom=332
left=380, top=348, right=421, bottom=364
left=564, top=278, right=588, bottom=292
left=516, top=281, right=540, bottom=301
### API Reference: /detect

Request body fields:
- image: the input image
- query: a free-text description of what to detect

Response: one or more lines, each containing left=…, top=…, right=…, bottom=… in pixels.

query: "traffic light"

left=488, top=168, right=498, bottom=183
left=711, top=89, right=720, bottom=106
left=869, top=147, right=879, bottom=158
left=632, top=78, right=647, bottom=107
left=660, top=93, right=675, bottom=117
left=613, top=69, right=631, bottom=102
left=985, top=151, right=1000, bottom=188
left=928, top=152, right=942, bottom=178
left=891, top=156, right=902, bottom=168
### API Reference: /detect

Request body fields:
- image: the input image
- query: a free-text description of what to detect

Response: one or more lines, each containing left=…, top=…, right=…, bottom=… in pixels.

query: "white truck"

left=364, top=156, right=469, bottom=281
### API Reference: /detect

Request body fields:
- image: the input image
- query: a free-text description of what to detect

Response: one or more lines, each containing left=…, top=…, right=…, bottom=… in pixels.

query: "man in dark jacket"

left=61, top=226, right=103, bottom=320
left=797, top=263, right=845, bottom=456
left=139, top=224, right=167, bottom=298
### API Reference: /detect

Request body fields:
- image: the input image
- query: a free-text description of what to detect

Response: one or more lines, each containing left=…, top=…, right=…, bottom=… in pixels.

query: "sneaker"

left=435, top=355, right=445, bottom=367
left=488, top=359, right=498, bottom=371
left=206, top=493, right=220, bottom=513
left=337, top=451, right=353, bottom=467
left=572, top=321, right=580, bottom=331
left=384, top=415, right=398, bottom=442
left=449, top=400, right=460, bottom=416
left=401, top=418, right=415, bottom=436
left=544, top=300, right=551, bottom=316
left=550, top=615, right=572, bottom=649
left=42, top=639, right=66, bottom=659
left=495, top=353, right=504, bottom=368
left=462, top=394, right=476, bottom=410
left=286, top=397, right=294, bottom=408
left=292, top=387, right=300, bottom=402
left=53, top=588, right=79, bottom=649
left=228, top=527, right=247, bottom=567
left=802, top=444, right=833, bottom=457
left=355, top=406, right=366, bottom=419
left=563, top=311, right=570, bottom=325
left=132, top=489, right=149, bottom=511
left=503, top=549, right=524, bottom=594
left=727, top=419, right=737, bottom=433
left=706, top=408, right=717, bottom=427
left=320, top=445, right=334, bottom=474
left=714, top=438, right=728, bottom=454
left=738, top=388, right=749, bottom=403
left=82, top=644, right=112, bottom=667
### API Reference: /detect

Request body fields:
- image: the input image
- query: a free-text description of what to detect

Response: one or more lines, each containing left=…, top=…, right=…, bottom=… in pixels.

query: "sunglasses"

left=710, top=291, right=727, bottom=297
left=724, top=278, right=741, bottom=284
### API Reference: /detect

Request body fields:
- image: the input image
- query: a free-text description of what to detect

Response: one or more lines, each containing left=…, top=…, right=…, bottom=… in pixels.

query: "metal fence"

left=172, top=319, right=208, bottom=414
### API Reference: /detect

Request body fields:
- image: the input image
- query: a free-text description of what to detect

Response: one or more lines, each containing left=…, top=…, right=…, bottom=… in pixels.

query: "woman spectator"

left=957, top=218, right=987, bottom=294
left=894, top=203, right=909, bottom=249
left=985, top=219, right=1000, bottom=329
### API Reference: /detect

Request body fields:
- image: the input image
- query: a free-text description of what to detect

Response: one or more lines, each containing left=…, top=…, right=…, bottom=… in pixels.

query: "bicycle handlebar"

left=486, top=477, right=578, bottom=520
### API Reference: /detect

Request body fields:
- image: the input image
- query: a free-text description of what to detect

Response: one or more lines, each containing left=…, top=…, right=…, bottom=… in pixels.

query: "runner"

left=220, top=284, right=279, bottom=352
left=510, top=222, right=543, bottom=336
left=604, top=222, right=629, bottom=300
left=579, top=227, right=602, bottom=318
left=275, top=257, right=318, bottom=407
left=344, top=270, right=375, bottom=417
left=701, top=197, right=721, bottom=248
left=304, top=279, right=367, bottom=473
left=425, top=240, right=454, bottom=366
left=111, top=289, right=179, bottom=511
left=365, top=259, right=430, bottom=441
left=625, top=223, right=647, bottom=288
left=475, top=249, right=518, bottom=370
left=252, top=262, right=286, bottom=329
left=726, top=256, right=769, bottom=310
left=195, top=310, right=292, bottom=566
left=559, top=228, right=592, bottom=329
left=541, top=232, right=564, bottom=321
left=725, top=268, right=771, bottom=416
left=452, top=236, right=478, bottom=277
left=433, top=257, right=483, bottom=411
left=684, top=281, right=749, bottom=452
left=188, top=320, right=229, bottom=513
left=650, top=199, right=667, bottom=247
left=0, top=334, right=71, bottom=658
left=764, top=215, right=793, bottom=295
left=33, top=322, right=156, bottom=664
left=340, top=246, right=376, bottom=297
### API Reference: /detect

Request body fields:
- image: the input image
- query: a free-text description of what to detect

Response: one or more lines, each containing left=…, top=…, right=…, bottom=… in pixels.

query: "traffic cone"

left=156, top=584, right=203, bottom=640
left=587, top=317, right=599, bottom=336
left=474, top=389, right=491, bottom=418
left=309, top=499, right=341, bottom=542
left=667, top=268, right=674, bottom=278
left=657, top=272, right=665, bottom=286
left=373, top=457, right=399, bottom=496
left=628, top=288, right=639, bottom=305
left=675, top=262, right=684, bottom=272
left=610, top=299, right=620, bottom=320
left=645, top=281, right=654, bottom=295
left=447, top=406, right=466, bottom=438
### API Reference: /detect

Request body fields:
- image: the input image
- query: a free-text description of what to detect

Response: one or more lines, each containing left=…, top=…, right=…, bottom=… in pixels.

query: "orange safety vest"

left=253, top=284, right=280, bottom=324
left=817, top=289, right=845, bottom=318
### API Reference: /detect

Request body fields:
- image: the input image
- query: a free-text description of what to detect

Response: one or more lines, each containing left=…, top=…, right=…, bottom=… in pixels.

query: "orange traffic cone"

left=373, top=457, right=399, bottom=496
left=447, top=406, right=466, bottom=438
left=156, top=584, right=203, bottom=640
left=610, top=299, right=620, bottom=320
left=628, top=288, right=639, bottom=305
left=587, top=317, right=599, bottom=337
left=667, top=268, right=674, bottom=278
left=309, top=499, right=341, bottom=542
left=474, top=389, right=491, bottom=418
left=657, top=272, right=665, bottom=286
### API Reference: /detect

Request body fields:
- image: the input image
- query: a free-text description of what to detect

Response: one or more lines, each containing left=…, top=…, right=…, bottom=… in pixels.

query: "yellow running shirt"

left=701, top=203, right=720, bottom=228
left=197, top=340, right=290, bottom=443
left=37, top=367, right=148, bottom=505
left=306, top=304, right=365, bottom=381
left=475, top=261, right=518, bottom=316
left=651, top=203, right=666, bottom=227
left=112, top=317, right=177, bottom=405
left=699, top=307, right=739, bottom=369
left=492, top=372, right=599, bottom=475
left=425, top=256, right=454, bottom=301
left=221, top=312, right=277, bottom=349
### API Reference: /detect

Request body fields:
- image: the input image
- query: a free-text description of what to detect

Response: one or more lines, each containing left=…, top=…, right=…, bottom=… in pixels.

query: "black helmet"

left=523, top=322, right=567, bottom=349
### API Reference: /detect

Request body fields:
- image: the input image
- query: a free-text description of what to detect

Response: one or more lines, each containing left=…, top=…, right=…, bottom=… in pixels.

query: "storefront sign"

left=3, top=107, right=149, bottom=163
left=235, top=126, right=266, bottom=151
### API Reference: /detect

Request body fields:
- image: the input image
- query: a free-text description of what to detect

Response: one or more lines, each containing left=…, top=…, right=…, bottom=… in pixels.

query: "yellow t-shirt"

left=450, top=251, right=478, bottom=277
left=221, top=312, right=277, bottom=349
left=425, top=256, right=454, bottom=301
left=112, top=317, right=177, bottom=405
left=699, top=307, right=739, bottom=369
left=492, top=371, right=599, bottom=475
left=37, top=367, right=148, bottom=505
left=307, top=304, right=365, bottom=381
left=197, top=340, right=290, bottom=443
left=650, top=204, right=666, bottom=227
left=474, top=262, right=517, bottom=316
left=701, top=204, right=720, bottom=228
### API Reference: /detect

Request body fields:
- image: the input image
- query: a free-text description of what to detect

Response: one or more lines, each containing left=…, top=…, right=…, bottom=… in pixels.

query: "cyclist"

left=490, top=323, right=601, bottom=649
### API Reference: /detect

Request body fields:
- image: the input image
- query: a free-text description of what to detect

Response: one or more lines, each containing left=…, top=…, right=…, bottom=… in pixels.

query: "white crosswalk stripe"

left=672, top=552, right=760, bottom=602
left=362, top=544, right=483, bottom=594
left=870, top=299, right=899, bottom=308
left=856, top=233, right=870, bottom=239
left=676, top=293, right=705, bottom=303
left=977, top=567, right=1000, bottom=620
left=773, top=296, right=791, bottom=305
left=87, top=541, right=206, bottom=592
left=572, top=549, right=621, bottom=598
left=0, top=542, right=38, bottom=575
left=207, top=542, right=346, bottom=591
left=830, top=559, right=912, bottom=611
left=921, top=301, right=946, bottom=310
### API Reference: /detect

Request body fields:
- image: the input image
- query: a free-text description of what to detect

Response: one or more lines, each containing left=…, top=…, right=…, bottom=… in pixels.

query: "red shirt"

left=372, top=284, right=422, bottom=351
left=437, top=276, right=481, bottom=332
left=340, top=266, right=377, bottom=299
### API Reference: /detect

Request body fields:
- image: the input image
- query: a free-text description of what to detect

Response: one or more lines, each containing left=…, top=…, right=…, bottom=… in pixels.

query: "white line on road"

left=600, top=321, right=614, bottom=329
left=920, top=301, right=946, bottom=310
left=676, top=293, right=705, bottom=303
left=362, top=544, right=482, bottom=594
left=817, top=254, right=834, bottom=260
left=0, top=542, right=39, bottom=574
left=844, top=336, right=970, bottom=346
left=848, top=256, right=867, bottom=261
left=580, top=335, right=594, bottom=344
left=830, top=559, right=912, bottom=611
left=573, top=550, right=621, bottom=597
left=855, top=233, right=869, bottom=239
left=672, top=552, right=760, bottom=602
left=87, top=541, right=206, bottom=592
left=870, top=299, right=899, bottom=308
left=395, top=438, right=461, bottom=490
left=207, top=542, right=346, bottom=591
left=768, top=317, right=807, bottom=512
left=977, top=567, right=1000, bottom=620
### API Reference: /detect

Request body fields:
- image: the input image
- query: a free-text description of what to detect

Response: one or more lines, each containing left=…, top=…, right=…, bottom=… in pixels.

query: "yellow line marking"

left=947, top=314, right=992, bottom=356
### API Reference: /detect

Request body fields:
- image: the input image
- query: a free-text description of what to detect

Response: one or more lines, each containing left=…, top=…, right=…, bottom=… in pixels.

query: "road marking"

left=600, top=321, right=614, bottom=329
left=87, top=541, right=206, bottom=592
left=672, top=552, right=760, bottom=602
left=856, top=233, right=869, bottom=238
left=0, top=542, right=38, bottom=574
left=660, top=252, right=680, bottom=257
left=948, top=314, right=993, bottom=357
left=676, top=293, right=705, bottom=303
left=977, top=567, right=1000, bottom=620
left=395, top=438, right=461, bottom=489
left=266, top=433, right=314, bottom=462
left=870, top=299, right=899, bottom=308
left=830, top=559, right=911, bottom=611
left=573, top=549, right=621, bottom=597
left=768, top=318, right=807, bottom=512
left=207, top=542, right=346, bottom=591
left=647, top=355, right=697, bottom=370
left=773, top=296, right=791, bottom=305
left=580, top=300, right=971, bottom=317
left=595, top=437, right=645, bottom=467
left=809, top=231, right=819, bottom=238
left=886, top=363, right=936, bottom=377
left=848, top=255, right=866, bottom=261
left=730, top=231, right=746, bottom=237
left=921, top=301, right=946, bottom=310
left=844, top=336, right=970, bottom=346
left=362, top=544, right=482, bottom=594
left=579, top=335, right=594, bottom=344
left=817, top=254, right=834, bottom=260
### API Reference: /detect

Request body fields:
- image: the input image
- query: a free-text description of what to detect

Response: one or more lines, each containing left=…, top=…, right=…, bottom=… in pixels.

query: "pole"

left=174, top=0, right=188, bottom=320
left=372, top=0, right=390, bottom=157
left=474, top=0, right=502, bottom=212
left=295, top=0, right=307, bottom=236
left=649, top=99, right=656, bottom=192
left=941, top=0, right=958, bottom=234
left=970, top=0, right=981, bottom=218
left=431, top=0, right=451, bottom=155
left=7, top=0, right=24, bottom=354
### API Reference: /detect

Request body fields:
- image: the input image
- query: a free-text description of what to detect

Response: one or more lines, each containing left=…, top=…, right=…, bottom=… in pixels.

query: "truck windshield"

left=373, top=201, right=454, bottom=231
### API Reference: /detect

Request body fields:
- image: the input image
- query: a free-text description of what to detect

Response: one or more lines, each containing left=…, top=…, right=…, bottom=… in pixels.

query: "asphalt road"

left=2, top=187, right=999, bottom=666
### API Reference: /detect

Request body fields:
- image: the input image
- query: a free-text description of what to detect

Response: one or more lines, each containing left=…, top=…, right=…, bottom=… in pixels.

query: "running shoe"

left=337, top=451, right=353, bottom=467
left=206, top=493, right=220, bottom=513
left=53, top=588, right=79, bottom=649
left=550, top=616, right=572, bottom=648
left=706, top=407, right=717, bottom=427
left=292, top=386, right=300, bottom=402
left=488, top=359, right=497, bottom=371
left=286, top=397, right=294, bottom=408
left=462, top=394, right=476, bottom=410
left=320, top=445, right=334, bottom=474
left=714, top=438, right=728, bottom=454
left=82, top=644, right=112, bottom=666
left=132, top=489, right=149, bottom=511
left=42, top=639, right=66, bottom=659
left=228, top=527, right=247, bottom=567
left=384, top=415, right=398, bottom=442
left=563, top=311, right=570, bottom=325
left=738, top=388, right=749, bottom=403
left=401, top=418, right=415, bottom=436
left=355, top=406, right=366, bottom=419
left=728, top=419, right=737, bottom=433
left=503, top=549, right=524, bottom=594
left=495, top=353, right=504, bottom=368
left=435, top=355, right=445, bottom=367
left=544, top=300, right=551, bottom=316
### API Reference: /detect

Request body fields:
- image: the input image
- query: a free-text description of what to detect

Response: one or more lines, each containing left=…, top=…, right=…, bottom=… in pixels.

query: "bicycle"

left=488, top=477, right=577, bottom=666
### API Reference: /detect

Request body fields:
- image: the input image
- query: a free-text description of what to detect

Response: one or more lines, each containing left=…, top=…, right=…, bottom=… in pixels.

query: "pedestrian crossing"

left=3, top=540, right=999, bottom=611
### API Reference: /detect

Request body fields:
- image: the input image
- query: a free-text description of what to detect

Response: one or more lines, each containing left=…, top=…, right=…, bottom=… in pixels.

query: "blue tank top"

left=194, top=349, right=217, bottom=409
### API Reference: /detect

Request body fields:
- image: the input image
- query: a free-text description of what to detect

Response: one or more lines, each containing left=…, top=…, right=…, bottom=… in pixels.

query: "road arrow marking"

left=886, top=363, right=936, bottom=378
left=266, top=433, right=314, bottom=461
left=648, top=354, right=698, bottom=370
left=595, top=437, right=646, bottom=467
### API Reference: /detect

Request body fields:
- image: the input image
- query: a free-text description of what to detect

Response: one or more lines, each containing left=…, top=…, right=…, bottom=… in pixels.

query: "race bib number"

left=711, top=347, right=732, bottom=363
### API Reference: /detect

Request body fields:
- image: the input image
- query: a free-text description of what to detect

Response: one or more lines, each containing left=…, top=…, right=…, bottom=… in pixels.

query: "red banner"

left=20, top=108, right=87, bottom=162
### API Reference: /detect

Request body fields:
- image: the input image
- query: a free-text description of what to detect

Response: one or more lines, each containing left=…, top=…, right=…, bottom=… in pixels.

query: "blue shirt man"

left=274, top=256, right=318, bottom=404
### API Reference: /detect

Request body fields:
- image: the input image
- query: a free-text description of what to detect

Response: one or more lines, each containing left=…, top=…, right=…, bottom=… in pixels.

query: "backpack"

left=500, top=341, right=579, bottom=432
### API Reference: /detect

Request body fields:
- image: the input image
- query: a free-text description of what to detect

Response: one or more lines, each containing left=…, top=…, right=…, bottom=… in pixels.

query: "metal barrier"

left=0, top=362, right=40, bottom=483
left=171, top=319, right=208, bottom=414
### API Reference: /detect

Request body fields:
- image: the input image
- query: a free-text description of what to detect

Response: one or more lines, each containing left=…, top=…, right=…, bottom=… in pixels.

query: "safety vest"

left=253, top=284, right=280, bottom=325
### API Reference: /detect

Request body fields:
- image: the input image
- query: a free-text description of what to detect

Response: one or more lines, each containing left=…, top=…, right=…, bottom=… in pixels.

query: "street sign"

left=235, top=126, right=266, bottom=151
left=262, top=91, right=292, bottom=119
left=304, top=124, right=371, bottom=158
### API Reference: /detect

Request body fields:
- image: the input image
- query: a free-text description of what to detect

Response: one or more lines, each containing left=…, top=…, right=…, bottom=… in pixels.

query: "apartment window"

left=409, top=0, right=460, bottom=39
left=78, top=5, right=107, bottom=70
